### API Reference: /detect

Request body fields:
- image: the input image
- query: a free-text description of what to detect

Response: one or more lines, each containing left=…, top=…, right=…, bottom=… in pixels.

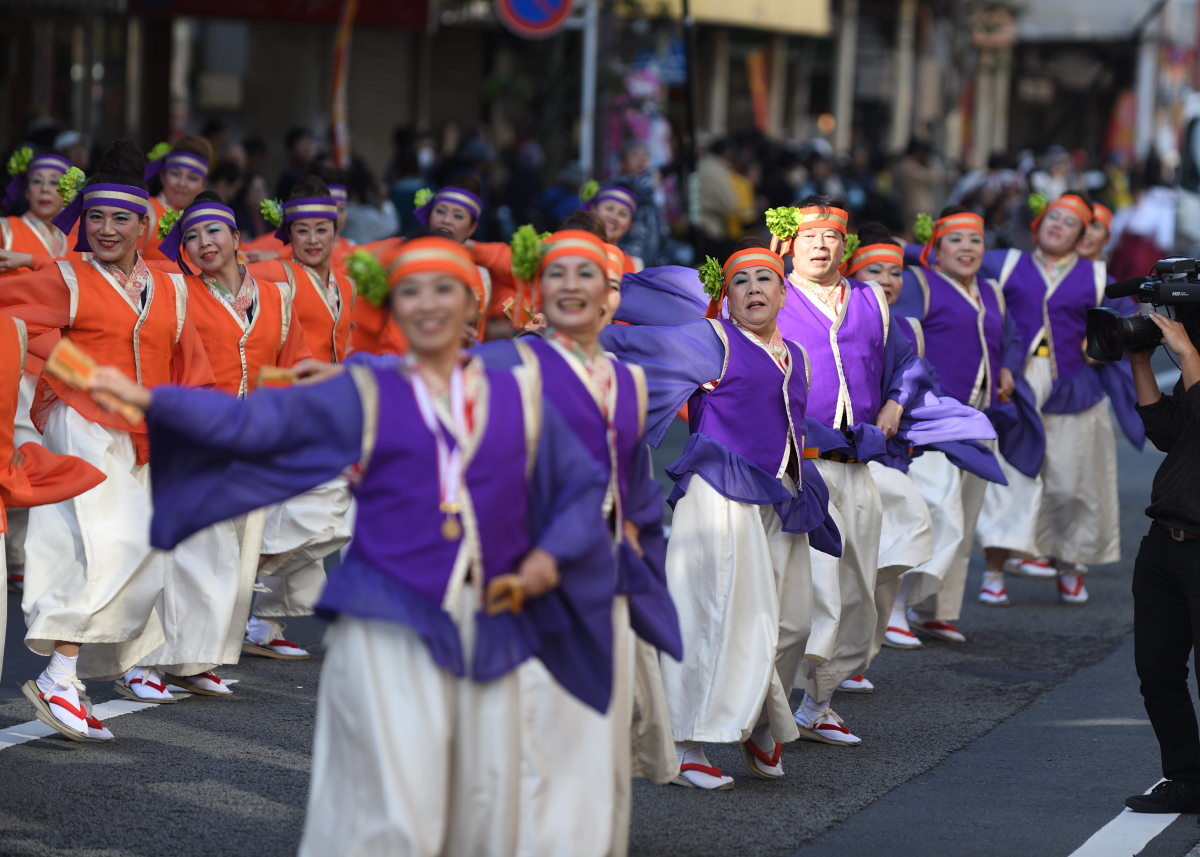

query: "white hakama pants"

left=23, top=403, right=168, bottom=679
left=5, top=372, right=40, bottom=570
left=867, top=461, right=933, bottom=661
left=139, top=509, right=266, bottom=675
left=799, top=460, right=882, bottom=701
left=257, top=478, right=352, bottom=618
left=976, top=355, right=1052, bottom=556
left=1037, top=399, right=1120, bottom=565
left=630, top=638, right=679, bottom=784
left=907, top=450, right=989, bottom=622
left=659, top=475, right=809, bottom=745
left=516, top=598, right=633, bottom=857
left=299, top=594, right=521, bottom=857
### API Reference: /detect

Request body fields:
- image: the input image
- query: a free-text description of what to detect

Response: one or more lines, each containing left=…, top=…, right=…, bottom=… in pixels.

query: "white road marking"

left=1067, top=780, right=1177, bottom=857
left=0, top=699, right=156, bottom=751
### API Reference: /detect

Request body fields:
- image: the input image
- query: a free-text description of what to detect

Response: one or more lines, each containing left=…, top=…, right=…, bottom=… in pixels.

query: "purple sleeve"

left=524, top=399, right=618, bottom=714
left=600, top=320, right=726, bottom=447
left=613, top=265, right=709, bottom=326
left=622, top=440, right=683, bottom=659
left=883, top=321, right=922, bottom=410
left=1001, top=312, right=1025, bottom=373
left=981, top=248, right=1009, bottom=281
left=903, top=242, right=926, bottom=266
left=145, top=373, right=365, bottom=550
left=892, top=268, right=927, bottom=319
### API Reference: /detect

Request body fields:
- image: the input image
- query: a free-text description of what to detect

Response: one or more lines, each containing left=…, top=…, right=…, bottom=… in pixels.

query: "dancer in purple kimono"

left=765, top=198, right=921, bottom=746
left=88, top=236, right=623, bottom=857
left=976, top=193, right=1144, bottom=605
left=892, top=208, right=1034, bottom=631
left=478, top=228, right=681, bottom=855
left=602, top=242, right=838, bottom=790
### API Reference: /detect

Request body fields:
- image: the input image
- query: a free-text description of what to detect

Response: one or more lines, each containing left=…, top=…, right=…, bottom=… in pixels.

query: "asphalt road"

left=0, top=361, right=1195, bottom=857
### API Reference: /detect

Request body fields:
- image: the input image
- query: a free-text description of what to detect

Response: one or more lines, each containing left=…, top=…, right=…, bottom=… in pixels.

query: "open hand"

left=875, top=399, right=903, bottom=439
left=292, top=359, right=345, bottom=386
left=1148, top=312, right=1199, bottom=360
left=90, top=366, right=152, bottom=411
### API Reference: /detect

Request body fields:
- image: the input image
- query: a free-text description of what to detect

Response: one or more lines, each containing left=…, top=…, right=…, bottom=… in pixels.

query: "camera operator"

left=1126, top=309, right=1200, bottom=813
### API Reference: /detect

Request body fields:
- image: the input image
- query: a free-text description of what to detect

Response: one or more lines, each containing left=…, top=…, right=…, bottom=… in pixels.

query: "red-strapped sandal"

left=673, top=762, right=735, bottom=790
left=740, top=739, right=784, bottom=780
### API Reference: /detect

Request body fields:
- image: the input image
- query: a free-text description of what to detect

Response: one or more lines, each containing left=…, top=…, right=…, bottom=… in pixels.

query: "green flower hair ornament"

left=156, top=208, right=181, bottom=240
left=1028, top=193, right=1048, bottom=216
left=413, top=187, right=434, bottom=208
left=147, top=141, right=172, bottom=162
left=57, top=167, right=87, bottom=205
left=346, top=250, right=390, bottom=308
left=580, top=179, right=600, bottom=203
left=912, top=213, right=934, bottom=245
left=764, top=206, right=802, bottom=241
left=260, top=198, right=284, bottom=228
left=510, top=224, right=549, bottom=282
left=841, top=233, right=861, bottom=265
left=6, top=147, right=32, bottom=178
left=698, top=255, right=724, bottom=302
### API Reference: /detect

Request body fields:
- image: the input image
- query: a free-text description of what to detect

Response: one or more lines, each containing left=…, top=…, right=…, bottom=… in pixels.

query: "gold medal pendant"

left=442, top=515, right=462, bottom=541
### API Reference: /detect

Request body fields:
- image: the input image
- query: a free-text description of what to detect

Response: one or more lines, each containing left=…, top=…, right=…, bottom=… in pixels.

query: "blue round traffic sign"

left=497, top=0, right=573, bottom=39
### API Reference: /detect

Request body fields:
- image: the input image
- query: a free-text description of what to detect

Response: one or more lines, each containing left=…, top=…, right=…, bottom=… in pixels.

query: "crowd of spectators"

left=3, top=115, right=1181, bottom=272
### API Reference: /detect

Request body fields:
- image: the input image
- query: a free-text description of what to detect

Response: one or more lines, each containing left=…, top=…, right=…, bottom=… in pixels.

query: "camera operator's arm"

left=1132, top=313, right=1200, bottom=452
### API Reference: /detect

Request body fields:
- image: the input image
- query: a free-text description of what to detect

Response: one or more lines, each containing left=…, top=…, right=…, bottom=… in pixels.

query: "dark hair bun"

left=289, top=174, right=331, bottom=201
left=88, top=139, right=148, bottom=190
left=856, top=222, right=900, bottom=248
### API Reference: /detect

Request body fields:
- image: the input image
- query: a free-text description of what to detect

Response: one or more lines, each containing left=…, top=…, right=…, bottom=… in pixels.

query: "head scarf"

left=414, top=187, right=483, bottom=225
left=3, top=152, right=71, bottom=211
left=843, top=243, right=905, bottom=279
left=1031, top=193, right=1092, bottom=234
left=587, top=185, right=637, bottom=214
left=1092, top=203, right=1113, bottom=232
left=158, top=201, right=238, bottom=275
left=919, top=211, right=984, bottom=267
left=705, top=246, right=786, bottom=319
left=53, top=181, right=151, bottom=253
left=145, top=149, right=209, bottom=184
left=386, top=236, right=485, bottom=308
left=277, top=196, right=338, bottom=244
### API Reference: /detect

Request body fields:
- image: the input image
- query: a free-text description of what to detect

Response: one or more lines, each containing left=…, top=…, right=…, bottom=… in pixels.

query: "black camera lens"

left=1086, top=308, right=1161, bottom=362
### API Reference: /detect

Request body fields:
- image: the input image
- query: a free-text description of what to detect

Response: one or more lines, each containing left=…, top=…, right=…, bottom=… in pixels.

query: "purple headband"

left=276, top=196, right=338, bottom=244
left=158, top=202, right=238, bottom=275
left=145, top=150, right=210, bottom=184
left=328, top=183, right=348, bottom=203
left=3, top=154, right=72, bottom=211
left=414, top=187, right=483, bottom=225
left=53, top=182, right=150, bottom=253
left=588, top=185, right=638, bottom=214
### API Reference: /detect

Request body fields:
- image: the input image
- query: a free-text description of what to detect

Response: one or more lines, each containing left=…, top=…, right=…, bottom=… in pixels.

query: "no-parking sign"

left=496, top=0, right=573, bottom=39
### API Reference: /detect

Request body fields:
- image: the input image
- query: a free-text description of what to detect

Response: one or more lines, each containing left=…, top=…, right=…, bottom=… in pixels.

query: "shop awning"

left=623, top=0, right=831, bottom=37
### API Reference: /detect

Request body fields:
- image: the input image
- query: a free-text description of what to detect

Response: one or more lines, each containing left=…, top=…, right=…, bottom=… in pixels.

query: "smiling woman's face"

left=727, top=265, right=785, bottom=334
left=183, top=220, right=239, bottom=276
left=84, top=205, right=145, bottom=266
left=539, top=255, right=608, bottom=338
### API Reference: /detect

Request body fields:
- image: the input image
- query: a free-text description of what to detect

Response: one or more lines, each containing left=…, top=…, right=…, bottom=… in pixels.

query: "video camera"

left=1086, top=257, right=1200, bottom=361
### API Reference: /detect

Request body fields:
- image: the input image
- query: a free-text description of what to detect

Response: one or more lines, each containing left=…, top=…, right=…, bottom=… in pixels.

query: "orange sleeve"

left=471, top=242, right=517, bottom=321
left=0, top=442, right=105, bottom=514
left=278, top=305, right=313, bottom=367
left=145, top=256, right=187, bottom=275
left=349, top=299, right=406, bottom=356
left=247, top=258, right=290, bottom=285
left=171, top=310, right=216, bottom=388
left=0, top=256, right=73, bottom=335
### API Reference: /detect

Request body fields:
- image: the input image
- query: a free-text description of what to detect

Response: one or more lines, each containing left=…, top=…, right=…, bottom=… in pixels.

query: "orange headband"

left=603, top=242, right=623, bottom=287
left=796, top=205, right=849, bottom=235
left=1032, top=194, right=1092, bottom=234
left=705, top=247, right=786, bottom=319
left=844, top=243, right=904, bottom=278
left=387, top=236, right=485, bottom=308
left=540, top=229, right=610, bottom=272
left=920, top=212, right=984, bottom=267
left=1092, top=204, right=1113, bottom=231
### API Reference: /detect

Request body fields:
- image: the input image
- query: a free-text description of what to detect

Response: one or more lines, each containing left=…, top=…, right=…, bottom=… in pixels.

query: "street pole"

left=681, top=0, right=699, bottom=251
left=580, top=0, right=599, bottom=177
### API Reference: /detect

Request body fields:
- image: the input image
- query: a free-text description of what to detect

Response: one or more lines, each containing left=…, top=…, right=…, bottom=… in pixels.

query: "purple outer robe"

left=475, top=335, right=683, bottom=660
left=999, top=251, right=1145, bottom=449
left=143, top=364, right=618, bottom=713
left=613, top=265, right=710, bottom=326
left=599, top=318, right=841, bottom=557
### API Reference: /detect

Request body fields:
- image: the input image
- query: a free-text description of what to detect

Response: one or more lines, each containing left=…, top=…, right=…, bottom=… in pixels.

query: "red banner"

left=331, top=0, right=358, bottom=171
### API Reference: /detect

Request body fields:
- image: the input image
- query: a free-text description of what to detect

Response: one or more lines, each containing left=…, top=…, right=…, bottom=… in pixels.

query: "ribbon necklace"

left=409, top=357, right=469, bottom=541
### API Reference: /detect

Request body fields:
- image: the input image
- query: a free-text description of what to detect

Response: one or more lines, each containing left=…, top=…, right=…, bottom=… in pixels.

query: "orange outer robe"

left=246, top=258, right=353, bottom=363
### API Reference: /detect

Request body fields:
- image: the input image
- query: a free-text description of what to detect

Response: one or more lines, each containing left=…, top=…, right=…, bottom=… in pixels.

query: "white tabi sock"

left=982, top=569, right=1005, bottom=590
left=39, top=651, right=79, bottom=694
left=750, top=723, right=775, bottom=753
